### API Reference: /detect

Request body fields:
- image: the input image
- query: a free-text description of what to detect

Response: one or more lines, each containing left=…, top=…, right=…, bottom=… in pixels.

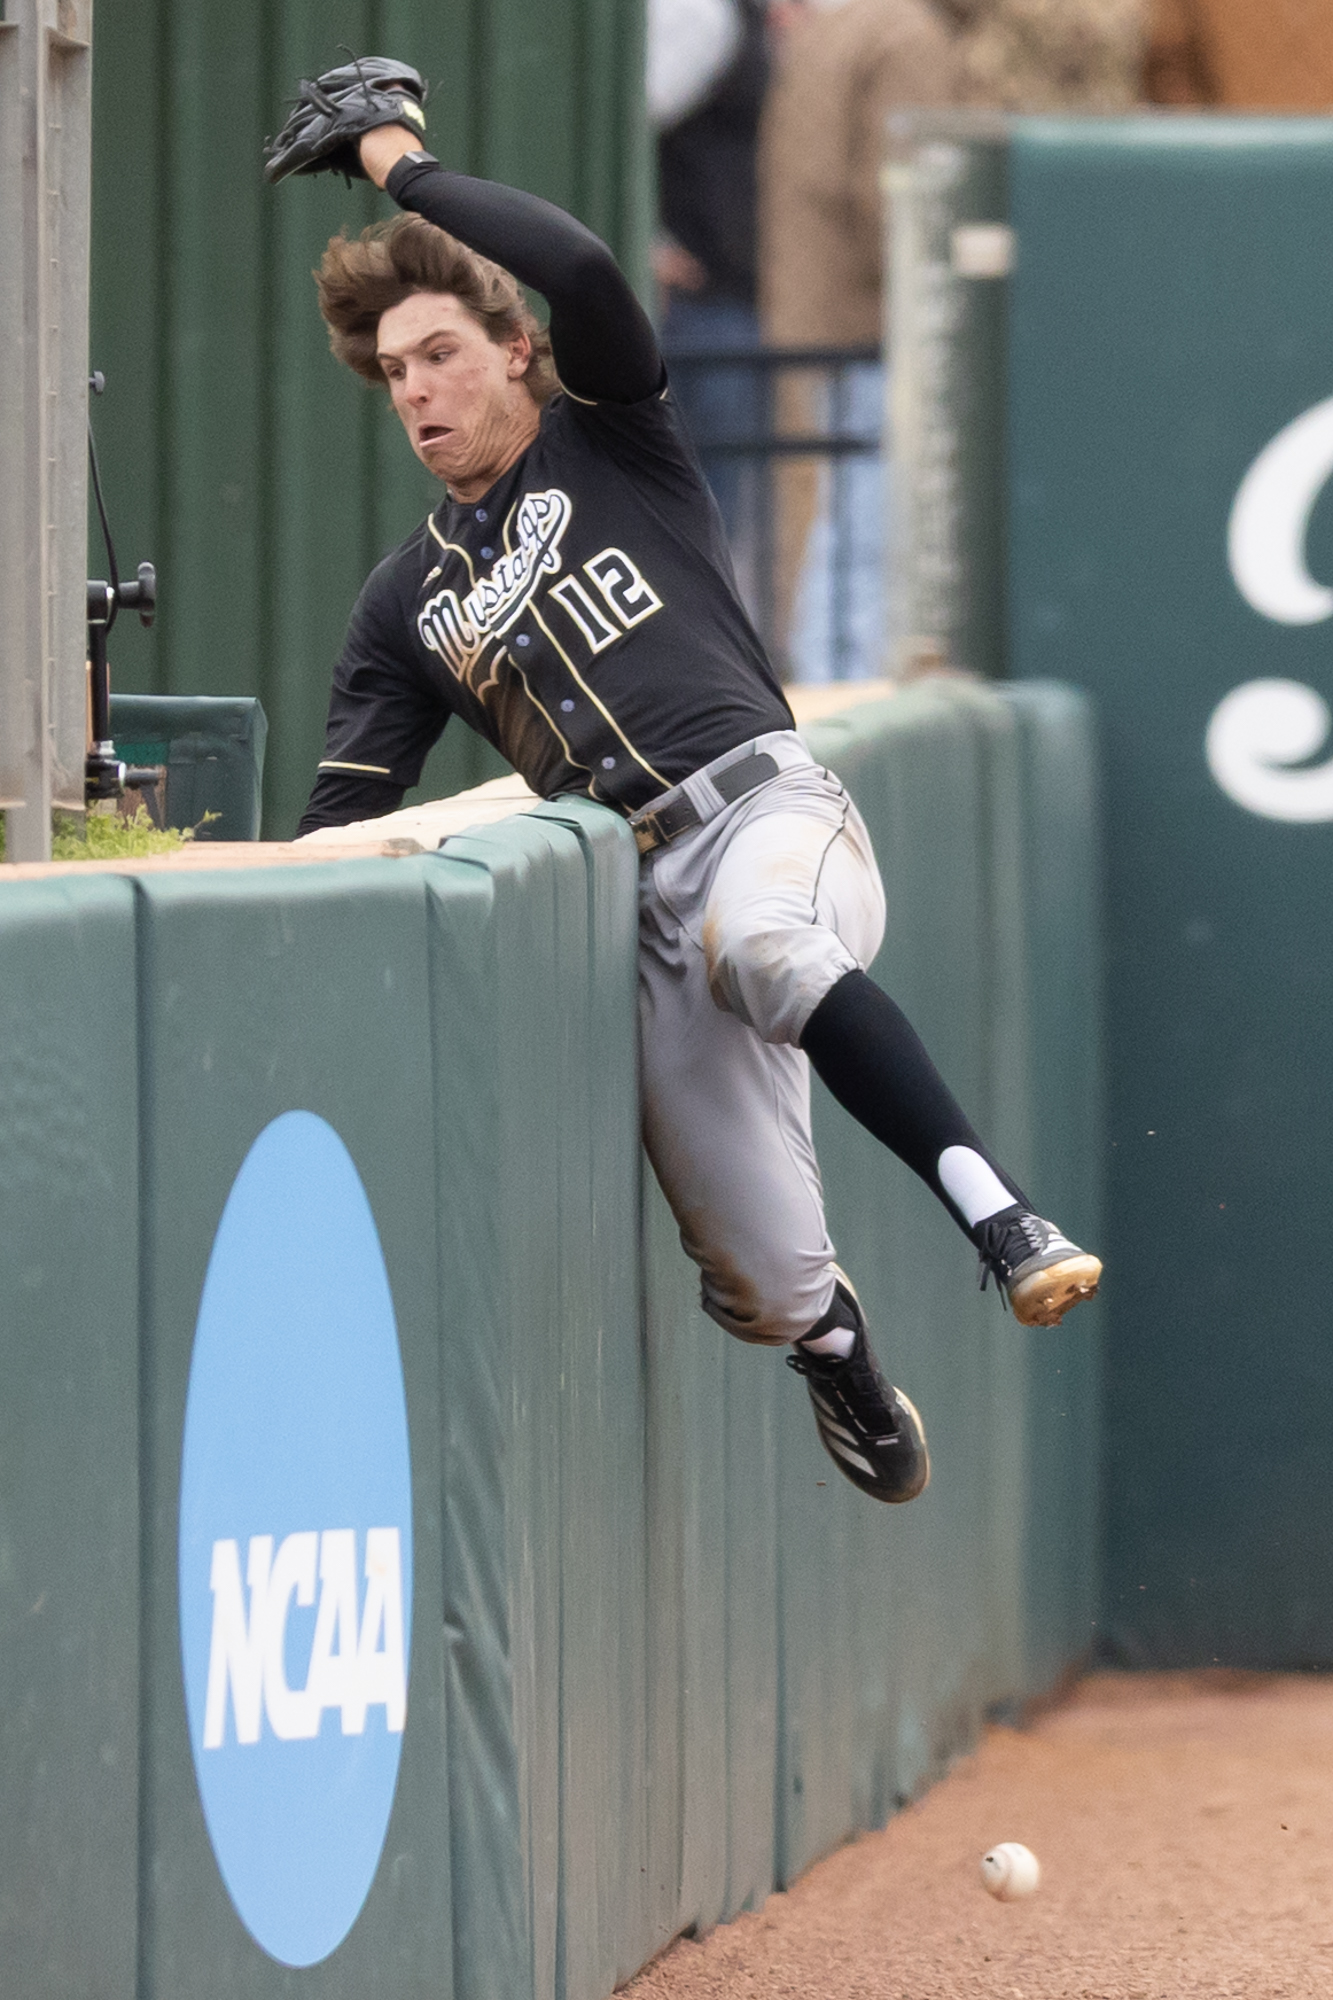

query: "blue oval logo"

left=178, top=1111, right=413, bottom=1968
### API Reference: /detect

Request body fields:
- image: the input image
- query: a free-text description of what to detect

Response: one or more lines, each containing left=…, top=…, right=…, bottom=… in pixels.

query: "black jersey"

left=314, top=384, right=791, bottom=816
left=299, top=158, right=792, bottom=833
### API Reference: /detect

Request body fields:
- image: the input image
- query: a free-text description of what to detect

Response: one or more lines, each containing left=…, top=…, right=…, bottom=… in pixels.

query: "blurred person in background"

left=761, top=0, right=1145, bottom=682
left=959, top=0, right=1144, bottom=108
left=649, top=0, right=772, bottom=541
left=1144, top=0, right=1333, bottom=106
left=760, top=0, right=959, bottom=680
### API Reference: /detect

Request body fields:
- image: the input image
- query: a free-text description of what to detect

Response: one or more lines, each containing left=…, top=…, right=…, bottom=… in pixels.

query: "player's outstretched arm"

left=266, top=65, right=663, bottom=404
left=359, top=127, right=663, bottom=407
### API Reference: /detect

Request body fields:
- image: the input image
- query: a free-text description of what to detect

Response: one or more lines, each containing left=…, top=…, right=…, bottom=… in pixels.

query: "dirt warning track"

left=624, top=1673, right=1333, bottom=2000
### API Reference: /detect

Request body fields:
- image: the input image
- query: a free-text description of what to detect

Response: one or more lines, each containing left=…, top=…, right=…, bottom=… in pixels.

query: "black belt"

left=630, top=751, right=780, bottom=855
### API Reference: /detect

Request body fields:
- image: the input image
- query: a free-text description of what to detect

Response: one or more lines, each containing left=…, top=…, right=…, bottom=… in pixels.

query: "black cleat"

left=974, top=1205, right=1102, bottom=1327
left=787, top=1288, right=930, bottom=1505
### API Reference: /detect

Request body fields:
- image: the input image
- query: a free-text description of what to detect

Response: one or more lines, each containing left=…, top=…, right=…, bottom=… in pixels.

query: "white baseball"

left=979, top=1842, right=1041, bottom=1900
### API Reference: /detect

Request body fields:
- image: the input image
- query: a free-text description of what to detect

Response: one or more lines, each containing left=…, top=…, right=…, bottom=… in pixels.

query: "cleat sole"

left=1009, top=1255, right=1102, bottom=1328
left=889, top=1388, right=931, bottom=1500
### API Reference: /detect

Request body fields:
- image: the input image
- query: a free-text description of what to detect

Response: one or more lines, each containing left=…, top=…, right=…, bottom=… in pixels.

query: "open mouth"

left=418, top=425, right=452, bottom=447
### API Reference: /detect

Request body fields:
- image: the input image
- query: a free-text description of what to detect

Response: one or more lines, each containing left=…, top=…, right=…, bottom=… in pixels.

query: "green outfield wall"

left=1008, top=120, right=1333, bottom=1668
left=0, top=680, right=1100, bottom=1997
left=86, top=0, right=646, bottom=838
left=894, top=114, right=1333, bottom=1670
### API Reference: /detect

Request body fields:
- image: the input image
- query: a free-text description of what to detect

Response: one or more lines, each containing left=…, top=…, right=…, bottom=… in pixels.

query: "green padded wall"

left=1002, top=682, right=1103, bottom=1690
left=0, top=878, right=140, bottom=2000
left=0, top=681, right=1100, bottom=1996
left=109, top=694, right=268, bottom=842
left=134, top=860, right=453, bottom=1996
left=87, top=0, right=648, bottom=837
left=425, top=804, right=646, bottom=2000
left=1008, top=120, right=1333, bottom=1667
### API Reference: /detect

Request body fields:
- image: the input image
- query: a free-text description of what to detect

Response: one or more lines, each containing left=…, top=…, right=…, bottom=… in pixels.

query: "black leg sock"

left=799, top=968, right=1028, bottom=1239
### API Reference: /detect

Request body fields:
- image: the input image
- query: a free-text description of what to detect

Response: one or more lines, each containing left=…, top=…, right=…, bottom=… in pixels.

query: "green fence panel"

left=424, top=842, right=533, bottom=2000
left=998, top=682, right=1103, bottom=1691
left=109, top=694, right=268, bottom=841
left=426, top=803, right=649, bottom=2000
left=0, top=878, right=140, bottom=2000
left=975, top=688, right=1033, bottom=1712
left=638, top=1177, right=782, bottom=1949
left=531, top=802, right=651, bottom=1995
left=89, top=0, right=648, bottom=839
left=717, top=1326, right=782, bottom=1926
left=133, top=859, right=452, bottom=1996
left=428, top=823, right=571, bottom=2000
left=502, top=810, right=644, bottom=2000
left=1008, top=119, right=1333, bottom=1667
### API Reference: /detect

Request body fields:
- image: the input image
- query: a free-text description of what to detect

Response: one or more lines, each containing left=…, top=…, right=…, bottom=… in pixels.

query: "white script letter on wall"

left=1205, top=678, right=1333, bottom=822
left=1228, top=395, right=1333, bottom=625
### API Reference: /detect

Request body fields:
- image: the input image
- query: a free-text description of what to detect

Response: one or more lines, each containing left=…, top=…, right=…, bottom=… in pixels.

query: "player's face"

left=377, top=291, right=539, bottom=502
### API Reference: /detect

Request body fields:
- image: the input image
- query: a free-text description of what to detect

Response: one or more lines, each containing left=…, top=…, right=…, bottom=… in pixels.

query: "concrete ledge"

left=0, top=837, right=427, bottom=881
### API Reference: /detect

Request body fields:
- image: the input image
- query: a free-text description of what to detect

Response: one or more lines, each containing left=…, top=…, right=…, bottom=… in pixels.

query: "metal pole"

left=886, top=110, right=1012, bottom=682
left=0, top=0, right=93, bottom=864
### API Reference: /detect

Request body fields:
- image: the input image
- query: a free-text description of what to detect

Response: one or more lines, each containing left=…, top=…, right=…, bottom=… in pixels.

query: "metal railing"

left=662, top=344, right=886, bottom=682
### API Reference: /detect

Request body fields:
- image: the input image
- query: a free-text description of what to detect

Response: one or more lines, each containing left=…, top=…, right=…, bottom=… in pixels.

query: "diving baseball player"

left=268, top=60, right=1101, bottom=1506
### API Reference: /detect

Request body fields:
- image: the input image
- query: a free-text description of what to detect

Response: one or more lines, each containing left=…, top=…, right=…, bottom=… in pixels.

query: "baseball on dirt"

left=979, top=1842, right=1041, bottom=1900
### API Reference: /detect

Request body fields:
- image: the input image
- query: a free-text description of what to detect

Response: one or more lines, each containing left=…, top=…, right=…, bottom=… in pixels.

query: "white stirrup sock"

left=937, top=1145, right=1018, bottom=1229
left=797, top=1322, right=856, bottom=1359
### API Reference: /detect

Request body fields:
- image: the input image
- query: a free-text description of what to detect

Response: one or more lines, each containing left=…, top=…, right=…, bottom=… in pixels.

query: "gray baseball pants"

left=637, top=730, right=885, bottom=1346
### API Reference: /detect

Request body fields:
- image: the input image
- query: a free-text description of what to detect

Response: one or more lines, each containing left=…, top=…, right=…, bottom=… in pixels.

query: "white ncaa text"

left=203, top=1527, right=407, bottom=1748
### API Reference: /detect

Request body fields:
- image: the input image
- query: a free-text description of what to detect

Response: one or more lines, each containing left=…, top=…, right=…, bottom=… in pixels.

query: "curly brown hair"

left=315, top=213, right=558, bottom=403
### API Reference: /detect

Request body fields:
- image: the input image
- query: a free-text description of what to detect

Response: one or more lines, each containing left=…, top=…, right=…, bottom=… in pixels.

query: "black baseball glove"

left=263, top=57, right=428, bottom=186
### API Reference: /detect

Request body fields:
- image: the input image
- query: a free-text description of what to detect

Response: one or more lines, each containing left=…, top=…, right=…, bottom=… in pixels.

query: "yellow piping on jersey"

left=559, top=381, right=670, bottom=405
left=528, top=601, right=669, bottom=790
left=427, top=516, right=477, bottom=583
left=318, top=758, right=393, bottom=775
left=440, top=498, right=656, bottom=794
left=504, top=650, right=595, bottom=784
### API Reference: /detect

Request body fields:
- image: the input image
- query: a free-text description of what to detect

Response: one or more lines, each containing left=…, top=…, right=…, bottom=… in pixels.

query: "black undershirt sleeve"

left=296, top=772, right=404, bottom=838
left=386, top=157, right=664, bottom=406
left=296, top=552, right=449, bottom=836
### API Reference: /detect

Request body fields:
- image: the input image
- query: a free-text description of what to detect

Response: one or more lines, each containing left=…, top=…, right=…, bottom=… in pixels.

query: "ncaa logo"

left=178, top=1111, right=413, bottom=1967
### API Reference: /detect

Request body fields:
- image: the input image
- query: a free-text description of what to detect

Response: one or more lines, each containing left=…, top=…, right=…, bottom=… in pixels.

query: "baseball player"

left=268, top=60, right=1101, bottom=1507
